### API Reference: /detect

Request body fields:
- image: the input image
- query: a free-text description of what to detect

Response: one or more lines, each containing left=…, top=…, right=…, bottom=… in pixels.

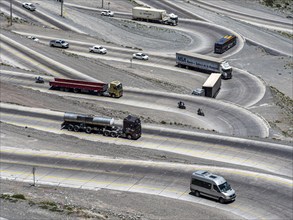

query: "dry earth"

left=0, top=179, right=243, bottom=220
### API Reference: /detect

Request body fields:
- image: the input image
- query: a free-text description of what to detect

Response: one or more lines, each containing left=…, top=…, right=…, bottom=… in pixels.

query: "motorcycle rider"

left=178, top=101, right=185, bottom=108
left=197, top=108, right=204, bottom=116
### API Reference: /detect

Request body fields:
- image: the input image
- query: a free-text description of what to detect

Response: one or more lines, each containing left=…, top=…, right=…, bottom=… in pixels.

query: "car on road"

left=89, top=45, right=107, bottom=54
left=22, top=2, right=36, bottom=11
left=101, top=10, right=114, bottom=17
left=132, top=52, right=148, bottom=60
left=192, top=88, right=205, bottom=96
left=27, top=36, right=39, bottom=42
left=190, top=170, right=236, bottom=204
left=49, top=40, right=69, bottom=48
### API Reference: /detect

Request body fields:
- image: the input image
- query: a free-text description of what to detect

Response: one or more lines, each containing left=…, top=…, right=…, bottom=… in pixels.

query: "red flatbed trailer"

left=49, top=78, right=108, bottom=93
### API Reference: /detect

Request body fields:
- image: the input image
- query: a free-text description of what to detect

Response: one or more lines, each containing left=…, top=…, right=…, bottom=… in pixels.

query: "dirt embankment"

left=0, top=179, right=243, bottom=220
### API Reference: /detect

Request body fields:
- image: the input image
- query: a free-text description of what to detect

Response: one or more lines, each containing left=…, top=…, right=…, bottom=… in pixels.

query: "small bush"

left=263, top=0, right=274, bottom=7
left=40, top=201, right=57, bottom=207
left=28, top=201, right=36, bottom=206
left=12, top=194, right=26, bottom=200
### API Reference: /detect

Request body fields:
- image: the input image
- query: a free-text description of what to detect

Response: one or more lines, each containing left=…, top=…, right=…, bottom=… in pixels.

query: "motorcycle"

left=35, top=76, right=44, bottom=83
left=178, top=101, right=186, bottom=109
left=197, top=108, right=204, bottom=116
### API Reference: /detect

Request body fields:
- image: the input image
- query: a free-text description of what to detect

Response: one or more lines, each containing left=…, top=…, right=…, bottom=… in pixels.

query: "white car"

left=22, top=2, right=36, bottom=11
left=101, top=10, right=114, bottom=17
left=49, top=39, right=69, bottom=48
left=132, top=53, right=149, bottom=60
left=191, top=88, right=205, bottom=96
left=27, top=36, right=39, bottom=42
left=89, top=45, right=107, bottom=54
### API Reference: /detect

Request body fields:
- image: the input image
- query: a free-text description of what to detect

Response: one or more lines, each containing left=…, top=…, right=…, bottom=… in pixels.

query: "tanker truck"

left=49, top=78, right=123, bottom=98
left=61, top=113, right=141, bottom=140
left=132, top=7, right=178, bottom=26
left=176, top=51, right=232, bottom=79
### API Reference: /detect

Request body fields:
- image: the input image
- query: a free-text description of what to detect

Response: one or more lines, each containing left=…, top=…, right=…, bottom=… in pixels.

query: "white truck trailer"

left=176, top=51, right=232, bottom=79
left=202, top=73, right=222, bottom=98
left=132, top=7, right=178, bottom=26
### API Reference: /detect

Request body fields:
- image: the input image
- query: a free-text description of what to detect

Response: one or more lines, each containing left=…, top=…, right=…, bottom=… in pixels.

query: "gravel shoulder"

left=222, top=0, right=293, bottom=18
left=0, top=179, right=243, bottom=220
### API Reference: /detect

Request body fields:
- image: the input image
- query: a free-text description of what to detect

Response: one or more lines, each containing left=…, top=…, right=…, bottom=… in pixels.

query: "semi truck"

left=61, top=113, right=141, bottom=140
left=132, top=7, right=178, bottom=26
left=176, top=51, right=232, bottom=79
left=49, top=78, right=123, bottom=98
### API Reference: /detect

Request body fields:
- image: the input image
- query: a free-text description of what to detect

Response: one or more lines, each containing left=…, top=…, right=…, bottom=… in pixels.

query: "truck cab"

left=123, top=115, right=141, bottom=140
left=220, top=61, right=232, bottom=79
left=163, top=13, right=178, bottom=25
left=108, top=81, right=123, bottom=98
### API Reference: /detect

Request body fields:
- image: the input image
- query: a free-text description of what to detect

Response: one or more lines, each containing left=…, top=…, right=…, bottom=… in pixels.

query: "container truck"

left=176, top=51, right=232, bottom=79
left=202, top=73, right=221, bottom=98
left=49, top=78, right=123, bottom=98
left=61, top=113, right=141, bottom=140
left=132, top=7, right=178, bottom=26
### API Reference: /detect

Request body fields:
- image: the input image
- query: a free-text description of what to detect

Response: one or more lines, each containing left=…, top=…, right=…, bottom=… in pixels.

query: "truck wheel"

left=68, top=124, right=74, bottom=131
left=85, top=127, right=92, bottom=134
left=73, top=88, right=79, bottom=93
left=111, top=94, right=116, bottom=98
left=219, top=197, right=225, bottom=204
left=74, top=125, right=80, bottom=132
left=103, top=130, right=110, bottom=136
left=195, top=191, right=200, bottom=197
left=110, top=132, right=118, bottom=137
left=127, top=134, right=132, bottom=140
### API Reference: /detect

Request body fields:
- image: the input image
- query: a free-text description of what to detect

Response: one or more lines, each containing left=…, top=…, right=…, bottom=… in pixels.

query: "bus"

left=214, top=35, right=237, bottom=54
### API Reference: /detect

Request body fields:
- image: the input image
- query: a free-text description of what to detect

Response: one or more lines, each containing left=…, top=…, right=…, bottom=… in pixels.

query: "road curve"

left=0, top=70, right=270, bottom=138
left=1, top=103, right=290, bottom=177
left=1, top=31, right=265, bottom=108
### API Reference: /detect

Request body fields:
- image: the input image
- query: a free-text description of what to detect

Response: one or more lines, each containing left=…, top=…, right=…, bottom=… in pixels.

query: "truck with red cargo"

left=49, top=78, right=123, bottom=98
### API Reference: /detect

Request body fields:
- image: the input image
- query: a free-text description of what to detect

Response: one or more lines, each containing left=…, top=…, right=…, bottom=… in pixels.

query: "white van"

left=190, top=170, right=236, bottom=203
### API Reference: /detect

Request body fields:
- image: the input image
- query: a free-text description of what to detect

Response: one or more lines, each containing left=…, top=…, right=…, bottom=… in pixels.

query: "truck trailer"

left=132, top=7, right=178, bottom=26
left=49, top=78, right=123, bottom=98
left=176, top=51, right=232, bottom=79
left=202, top=73, right=221, bottom=98
left=62, top=113, right=141, bottom=140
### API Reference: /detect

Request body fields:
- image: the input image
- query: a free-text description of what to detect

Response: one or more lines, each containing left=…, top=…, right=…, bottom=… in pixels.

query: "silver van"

left=190, top=170, right=236, bottom=203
